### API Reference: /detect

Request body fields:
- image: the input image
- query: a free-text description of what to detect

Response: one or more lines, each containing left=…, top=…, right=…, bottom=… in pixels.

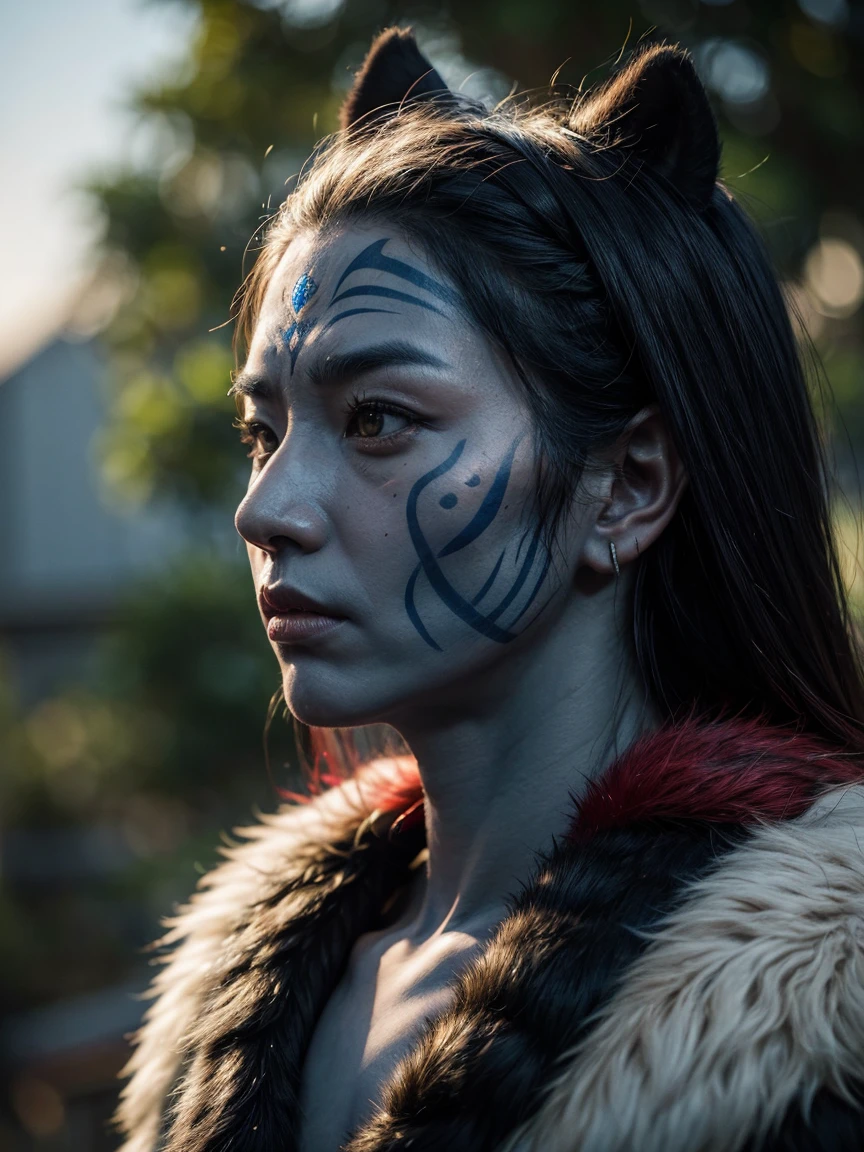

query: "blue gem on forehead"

left=292, top=272, right=318, bottom=314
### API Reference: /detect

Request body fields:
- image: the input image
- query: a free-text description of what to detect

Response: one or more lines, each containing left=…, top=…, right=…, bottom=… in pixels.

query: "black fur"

left=155, top=807, right=746, bottom=1151
left=339, top=28, right=453, bottom=131
left=571, top=45, right=720, bottom=211
left=341, top=34, right=720, bottom=214
left=344, top=820, right=747, bottom=1150
left=755, top=1088, right=864, bottom=1152
left=158, top=810, right=426, bottom=1152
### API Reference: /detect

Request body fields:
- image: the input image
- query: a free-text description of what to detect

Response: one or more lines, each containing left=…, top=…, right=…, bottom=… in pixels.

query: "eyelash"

left=234, top=418, right=277, bottom=464
left=342, top=392, right=422, bottom=450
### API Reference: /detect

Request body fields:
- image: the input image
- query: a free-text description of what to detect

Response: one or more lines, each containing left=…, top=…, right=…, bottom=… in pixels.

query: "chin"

left=279, top=662, right=396, bottom=729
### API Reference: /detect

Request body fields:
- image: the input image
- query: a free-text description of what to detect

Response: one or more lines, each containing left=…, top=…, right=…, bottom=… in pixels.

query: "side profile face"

left=233, top=224, right=605, bottom=729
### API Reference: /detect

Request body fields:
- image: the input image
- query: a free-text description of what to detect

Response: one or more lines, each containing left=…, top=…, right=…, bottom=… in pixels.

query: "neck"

left=392, top=577, right=658, bottom=946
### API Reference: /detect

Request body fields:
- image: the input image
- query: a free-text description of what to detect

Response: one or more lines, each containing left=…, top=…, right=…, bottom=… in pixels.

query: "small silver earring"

left=609, top=540, right=620, bottom=577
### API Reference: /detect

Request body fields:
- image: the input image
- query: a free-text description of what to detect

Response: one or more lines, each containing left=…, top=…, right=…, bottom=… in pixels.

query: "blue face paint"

left=292, top=271, right=318, bottom=312
left=465, top=474, right=481, bottom=488
left=281, top=239, right=456, bottom=372
left=282, top=271, right=319, bottom=372
left=485, top=527, right=542, bottom=623
left=323, top=307, right=398, bottom=332
left=437, top=438, right=521, bottom=558
left=404, top=439, right=553, bottom=650
left=329, top=238, right=460, bottom=311
left=471, top=548, right=506, bottom=607
left=507, top=551, right=553, bottom=627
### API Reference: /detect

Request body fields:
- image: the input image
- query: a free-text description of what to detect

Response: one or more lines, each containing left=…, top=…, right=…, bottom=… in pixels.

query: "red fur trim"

left=354, top=754, right=423, bottom=815
left=314, top=718, right=861, bottom=845
left=571, top=716, right=862, bottom=841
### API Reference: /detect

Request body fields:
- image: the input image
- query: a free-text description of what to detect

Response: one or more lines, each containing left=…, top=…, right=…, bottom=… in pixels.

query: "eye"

left=234, top=418, right=279, bottom=463
left=344, top=400, right=416, bottom=442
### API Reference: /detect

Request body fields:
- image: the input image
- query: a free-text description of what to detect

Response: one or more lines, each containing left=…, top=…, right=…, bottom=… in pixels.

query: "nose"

left=234, top=457, right=329, bottom=557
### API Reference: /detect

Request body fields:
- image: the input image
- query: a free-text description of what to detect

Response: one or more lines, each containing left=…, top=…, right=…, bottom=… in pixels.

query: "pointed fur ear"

left=339, top=27, right=453, bottom=131
left=570, top=45, right=720, bottom=211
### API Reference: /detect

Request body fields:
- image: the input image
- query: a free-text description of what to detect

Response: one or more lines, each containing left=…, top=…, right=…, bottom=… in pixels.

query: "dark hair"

left=238, top=33, right=864, bottom=760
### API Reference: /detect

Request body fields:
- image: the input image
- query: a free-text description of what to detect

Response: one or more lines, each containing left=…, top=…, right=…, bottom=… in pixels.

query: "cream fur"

left=115, top=772, right=864, bottom=1152
left=499, top=785, right=864, bottom=1152
left=113, top=760, right=404, bottom=1152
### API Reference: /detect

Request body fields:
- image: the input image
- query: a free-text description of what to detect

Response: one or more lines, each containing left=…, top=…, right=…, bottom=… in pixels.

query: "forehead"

left=266, top=224, right=455, bottom=305
left=247, top=224, right=468, bottom=377
left=262, top=224, right=456, bottom=310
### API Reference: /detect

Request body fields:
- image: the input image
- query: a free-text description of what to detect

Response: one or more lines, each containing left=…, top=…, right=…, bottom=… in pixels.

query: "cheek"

left=350, top=438, right=551, bottom=653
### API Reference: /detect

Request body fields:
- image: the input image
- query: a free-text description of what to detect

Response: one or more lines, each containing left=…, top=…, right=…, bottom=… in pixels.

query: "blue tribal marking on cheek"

left=282, top=271, right=319, bottom=372
left=404, top=439, right=553, bottom=651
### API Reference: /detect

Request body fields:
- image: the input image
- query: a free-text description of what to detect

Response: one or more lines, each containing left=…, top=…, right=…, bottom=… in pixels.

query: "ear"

left=339, top=27, right=454, bottom=130
left=580, top=405, right=688, bottom=577
left=570, top=44, right=719, bottom=211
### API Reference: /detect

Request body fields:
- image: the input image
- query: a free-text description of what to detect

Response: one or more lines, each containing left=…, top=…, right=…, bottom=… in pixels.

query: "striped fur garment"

left=114, top=718, right=864, bottom=1152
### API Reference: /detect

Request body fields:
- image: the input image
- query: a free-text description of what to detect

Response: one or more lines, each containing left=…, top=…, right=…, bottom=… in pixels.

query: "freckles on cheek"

left=400, top=437, right=554, bottom=653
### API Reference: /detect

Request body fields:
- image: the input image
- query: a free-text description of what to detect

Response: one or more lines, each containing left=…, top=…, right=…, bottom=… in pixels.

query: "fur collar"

left=114, top=719, right=864, bottom=1152
left=503, top=781, right=864, bottom=1152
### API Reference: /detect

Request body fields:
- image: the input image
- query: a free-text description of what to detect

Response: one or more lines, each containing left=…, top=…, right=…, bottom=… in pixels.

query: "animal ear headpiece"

left=338, top=26, right=457, bottom=130
left=340, top=29, right=719, bottom=211
left=569, top=44, right=720, bottom=211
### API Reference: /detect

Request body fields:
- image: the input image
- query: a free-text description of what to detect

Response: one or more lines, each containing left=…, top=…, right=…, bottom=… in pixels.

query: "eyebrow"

left=228, top=372, right=275, bottom=400
left=228, top=342, right=450, bottom=400
left=306, top=340, right=450, bottom=389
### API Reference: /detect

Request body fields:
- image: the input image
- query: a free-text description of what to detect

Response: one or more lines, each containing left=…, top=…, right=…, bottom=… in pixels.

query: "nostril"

left=267, top=534, right=296, bottom=553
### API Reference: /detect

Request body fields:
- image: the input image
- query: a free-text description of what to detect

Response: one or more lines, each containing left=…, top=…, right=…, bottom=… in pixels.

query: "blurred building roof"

left=0, top=336, right=182, bottom=701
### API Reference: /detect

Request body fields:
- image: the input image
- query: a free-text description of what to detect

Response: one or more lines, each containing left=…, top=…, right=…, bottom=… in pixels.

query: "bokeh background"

left=1, top=0, right=863, bottom=1146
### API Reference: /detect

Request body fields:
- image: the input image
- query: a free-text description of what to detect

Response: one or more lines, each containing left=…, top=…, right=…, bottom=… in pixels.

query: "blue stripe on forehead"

left=328, top=238, right=460, bottom=311
left=330, top=285, right=446, bottom=315
left=322, top=306, right=398, bottom=333
left=280, top=238, right=456, bottom=374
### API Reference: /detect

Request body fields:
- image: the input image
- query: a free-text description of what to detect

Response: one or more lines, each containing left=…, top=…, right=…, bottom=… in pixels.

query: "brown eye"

left=235, top=418, right=279, bottom=462
left=345, top=402, right=413, bottom=441
left=355, top=407, right=384, bottom=437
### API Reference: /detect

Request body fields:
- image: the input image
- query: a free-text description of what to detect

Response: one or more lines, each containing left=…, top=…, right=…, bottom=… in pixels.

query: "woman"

left=114, top=28, right=864, bottom=1152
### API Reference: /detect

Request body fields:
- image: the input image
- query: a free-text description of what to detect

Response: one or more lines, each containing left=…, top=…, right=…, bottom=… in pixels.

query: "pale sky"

left=0, top=0, right=198, bottom=377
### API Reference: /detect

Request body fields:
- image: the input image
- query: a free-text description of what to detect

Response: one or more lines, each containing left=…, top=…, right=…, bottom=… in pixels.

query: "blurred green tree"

left=6, top=0, right=864, bottom=1030
left=14, top=0, right=864, bottom=971
left=2, top=11, right=863, bottom=1149
left=85, top=0, right=863, bottom=517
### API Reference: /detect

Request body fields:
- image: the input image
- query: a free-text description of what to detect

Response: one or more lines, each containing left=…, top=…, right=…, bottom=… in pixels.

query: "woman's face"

left=234, top=224, right=593, bottom=728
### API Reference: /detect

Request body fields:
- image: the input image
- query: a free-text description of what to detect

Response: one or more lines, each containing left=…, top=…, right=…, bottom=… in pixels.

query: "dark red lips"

left=259, top=585, right=347, bottom=645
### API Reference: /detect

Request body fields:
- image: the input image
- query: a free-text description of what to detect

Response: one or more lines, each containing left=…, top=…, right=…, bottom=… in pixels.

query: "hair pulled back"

left=239, top=30, right=864, bottom=757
